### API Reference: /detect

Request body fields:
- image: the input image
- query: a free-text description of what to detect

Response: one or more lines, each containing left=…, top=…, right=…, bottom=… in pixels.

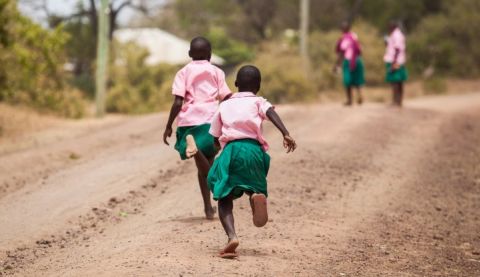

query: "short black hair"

left=235, top=65, right=261, bottom=92
left=341, top=21, right=351, bottom=32
left=189, top=36, right=211, bottom=60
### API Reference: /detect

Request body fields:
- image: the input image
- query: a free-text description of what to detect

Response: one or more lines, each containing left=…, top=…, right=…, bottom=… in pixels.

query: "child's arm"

left=333, top=51, right=344, bottom=73
left=266, top=108, right=297, bottom=153
left=163, top=96, right=183, bottom=145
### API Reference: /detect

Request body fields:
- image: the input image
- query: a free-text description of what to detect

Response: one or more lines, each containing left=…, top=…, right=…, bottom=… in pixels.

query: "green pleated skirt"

left=174, top=123, right=216, bottom=160
left=385, top=63, right=408, bottom=83
left=207, top=139, right=270, bottom=201
left=342, top=57, right=365, bottom=87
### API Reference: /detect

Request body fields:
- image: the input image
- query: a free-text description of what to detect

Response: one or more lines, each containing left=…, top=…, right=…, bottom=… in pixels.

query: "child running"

left=163, top=37, right=232, bottom=220
left=207, top=65, right=297, bottom=258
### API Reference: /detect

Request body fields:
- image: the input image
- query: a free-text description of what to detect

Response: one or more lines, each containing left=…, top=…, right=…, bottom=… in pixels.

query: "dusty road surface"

left=1, top=93, right=480, bottom=276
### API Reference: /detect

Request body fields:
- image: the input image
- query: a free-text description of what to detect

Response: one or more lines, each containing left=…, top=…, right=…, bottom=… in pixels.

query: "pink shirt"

left=209, top=92, right=273, bottom=151
left=172, top=60, right=231, bottom=127
left=339, top=32, right=359, bottom=60
left=384, top=28, right=406, bottom=65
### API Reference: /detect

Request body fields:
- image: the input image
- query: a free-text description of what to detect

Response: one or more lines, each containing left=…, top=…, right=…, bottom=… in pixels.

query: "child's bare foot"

left=357, top=96, right=363, bottom=105
left=205, top=206, right=216, bottom=220
left=219, top=237, right=239, bottom=259
left=250, top=193, right=268, bottom=227
left=185, top=135, right=198, bottom=158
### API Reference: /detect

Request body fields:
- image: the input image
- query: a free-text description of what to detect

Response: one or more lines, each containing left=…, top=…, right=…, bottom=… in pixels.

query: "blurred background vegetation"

left=2, top=0, right=480, bottom=117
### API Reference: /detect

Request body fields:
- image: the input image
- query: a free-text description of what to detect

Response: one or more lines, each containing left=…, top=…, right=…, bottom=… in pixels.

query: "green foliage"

left=353, top=0, right=444, bottom=32
left=409, top=0, right=480, bottom=77
left=107, top=43, right=178, bottom=114
left=241, top=41, right=315, bottom=103
left=0, top=0, right=86, bottom=118
left=206, top=27, right=254, bottom=65
left=63, top=14, right=97, bottom=98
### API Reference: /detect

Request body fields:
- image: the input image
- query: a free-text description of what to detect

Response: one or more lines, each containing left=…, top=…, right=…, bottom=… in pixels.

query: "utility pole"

left=95, top=0, right=110, bottom=118
left=299, top=0, right=310, bottom=65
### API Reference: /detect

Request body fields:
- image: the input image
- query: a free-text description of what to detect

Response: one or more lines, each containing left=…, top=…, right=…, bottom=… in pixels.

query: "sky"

left=18, top=0, right=159, bottom=26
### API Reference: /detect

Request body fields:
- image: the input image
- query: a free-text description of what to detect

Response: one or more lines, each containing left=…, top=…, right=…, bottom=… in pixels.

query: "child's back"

left=173, top=60, right=230, bottom=127
left=211, top=92, right=272, bottom=151
left=163, top=37, right=231, bottom=220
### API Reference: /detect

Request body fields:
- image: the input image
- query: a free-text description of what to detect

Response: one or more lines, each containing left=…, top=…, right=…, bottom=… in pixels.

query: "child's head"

left=189, top=37, right=212, bottom=61
left=388, top=20, right=399, bottom=32
left=235, top=65, right=261, bottom=94
left=340, top=21, right=351, bottom=33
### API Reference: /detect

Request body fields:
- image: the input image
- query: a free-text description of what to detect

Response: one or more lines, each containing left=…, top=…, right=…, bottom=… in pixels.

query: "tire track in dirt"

left=1, top=93, right=480, bottom=276
left=0, top=114, right=164, bottom=199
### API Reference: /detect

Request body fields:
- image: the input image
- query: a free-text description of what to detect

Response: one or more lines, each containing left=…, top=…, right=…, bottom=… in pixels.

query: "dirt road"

left=1, top=93, right=480, bottom=276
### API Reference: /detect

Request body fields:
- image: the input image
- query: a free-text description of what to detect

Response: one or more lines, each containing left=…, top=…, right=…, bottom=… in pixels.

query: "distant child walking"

left=207, top=65, right=297, bottom=258
left=384, top=21, right=408, bottom=107
left=334, top=21, right=365, bottom=106
left=163, top=37, right=232, bottom=220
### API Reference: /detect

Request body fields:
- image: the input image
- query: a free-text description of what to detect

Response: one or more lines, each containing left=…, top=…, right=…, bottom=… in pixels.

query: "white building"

left=114, top=28, right=224, bottom=66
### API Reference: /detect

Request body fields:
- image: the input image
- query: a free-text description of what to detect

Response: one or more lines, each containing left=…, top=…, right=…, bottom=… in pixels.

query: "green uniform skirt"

left=342, top=57, right=365, bottom=87
left=385, top=63, right=408, bottom=83
left=207, top=139, right=270, bottom=201
left=174, top=123, right=216, bottom=160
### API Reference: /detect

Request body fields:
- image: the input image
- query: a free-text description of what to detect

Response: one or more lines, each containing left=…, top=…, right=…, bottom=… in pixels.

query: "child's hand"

left=163, top=127, right=172, bottom=145
left=283, top=135, right=297, bottom=153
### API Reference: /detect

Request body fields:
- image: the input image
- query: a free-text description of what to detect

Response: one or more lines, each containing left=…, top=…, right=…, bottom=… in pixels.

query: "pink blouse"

left=209, top=92, right=273, bottom=151
left=172, top=60, right=231, bottom=127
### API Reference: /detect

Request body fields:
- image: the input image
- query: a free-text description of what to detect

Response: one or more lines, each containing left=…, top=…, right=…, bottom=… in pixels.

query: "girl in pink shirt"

left=384, top=21, right=408, bottom=107
left=207, top=65, right=297, bottom=258
left=163, top=37, right=231, bottom=220
left=334, top=21, right=365, bottom=106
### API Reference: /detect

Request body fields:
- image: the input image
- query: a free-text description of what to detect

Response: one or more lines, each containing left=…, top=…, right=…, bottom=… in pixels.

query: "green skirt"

left=174, top=123, right=216, bottom=160
left=207, top=139, right=270, bottom=201
left=385, top=63, right=408, bottom=83
left=343, top=57, right=365, bottom=87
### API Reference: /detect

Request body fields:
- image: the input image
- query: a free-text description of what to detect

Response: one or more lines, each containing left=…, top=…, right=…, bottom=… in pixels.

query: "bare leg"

left=356, top=86, right=363, bottom=105
left=193, top=151, right=215, bottom=219
left=218, top=195, right=239, bottom=257
left=218, top=195, right=237, bottom=241
left=398, top=82, right=404, bottom=107
left=344, top=86, right=353, bottom=106
left=391, top=83, right=397, bottom=105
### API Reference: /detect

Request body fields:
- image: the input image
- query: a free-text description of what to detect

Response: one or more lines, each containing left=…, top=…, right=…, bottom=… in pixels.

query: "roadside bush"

left=238, top=41, right=315, bottom=103
left=107, top=43, right=178, bottom=114
left=0, top=1, right=86, bottom=118
left=206, top=27, right=254, bottom=66
left=409, top=0, right=480, bottom=77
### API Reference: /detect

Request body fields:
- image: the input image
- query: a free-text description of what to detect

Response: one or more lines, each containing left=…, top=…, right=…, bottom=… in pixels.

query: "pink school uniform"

left=172, top=60, right=231, bottom=160
left=384, top=27, right=406, bottom=65
left=209, top=92, right=273, bottom=151
left=207, top=92, right=273, bottom=200
left=384, top=27, right=408, bottom=83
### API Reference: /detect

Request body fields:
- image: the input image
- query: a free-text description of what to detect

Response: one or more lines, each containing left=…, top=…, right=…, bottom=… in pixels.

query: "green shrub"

left=235, top=41, right=315, bottom=103
left=107, top=42, right=178, bottom=114
left=206, top=27, right=254, bottom=65
left=0, top=1, right=86, bottom=118
left=409, top=0, right=480, bottom=77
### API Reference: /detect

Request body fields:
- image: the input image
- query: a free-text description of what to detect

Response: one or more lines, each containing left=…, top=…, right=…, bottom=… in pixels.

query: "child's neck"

left=238, top=88, right=258, bottom=94
left=192, top=58, right=209, bottom=61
